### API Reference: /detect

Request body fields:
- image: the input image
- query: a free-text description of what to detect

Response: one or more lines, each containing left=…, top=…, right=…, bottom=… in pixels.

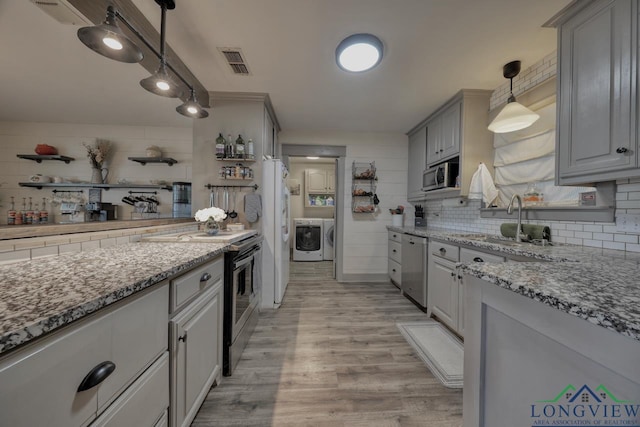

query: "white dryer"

left=323, top=218, right=334, bottom=261
left=293, top=218, right=323, bottom=261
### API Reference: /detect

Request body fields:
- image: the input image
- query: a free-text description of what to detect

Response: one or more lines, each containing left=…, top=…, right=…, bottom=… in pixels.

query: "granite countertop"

left=388, top=226, right=640, bottom=342
left=0, top=242, right=227, bottom=355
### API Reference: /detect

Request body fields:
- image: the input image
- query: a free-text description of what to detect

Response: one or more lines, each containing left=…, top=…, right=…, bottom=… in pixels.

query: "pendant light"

left=177, top=88, right=209, bottom=118
left=139, top=0, right=180, bottom=98
left=77, top=1, right=209, bottom=118
left=77, top=6, right=143, bottom=63
left=488, top=60, right=540, bottom=133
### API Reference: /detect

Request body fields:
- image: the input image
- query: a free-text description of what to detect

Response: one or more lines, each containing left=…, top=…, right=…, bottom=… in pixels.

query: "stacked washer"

left=323, top=218, right=334, bottom=260
left=293, top=218, right=323, bottom=261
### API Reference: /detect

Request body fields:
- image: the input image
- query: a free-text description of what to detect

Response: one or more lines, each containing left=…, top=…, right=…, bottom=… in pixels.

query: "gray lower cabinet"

left=388, top=230, right=402, bottom=287
left=463, top=275, right=640, bottom=427
left=428, top=241, right=460, bottom=333
left=557, top=0, right=638, bottom=184
left=428, top=242, right=507, bottom=337
left=0, top=283, right=170, bottom=427
left=170, top=257, right=224, bottom=427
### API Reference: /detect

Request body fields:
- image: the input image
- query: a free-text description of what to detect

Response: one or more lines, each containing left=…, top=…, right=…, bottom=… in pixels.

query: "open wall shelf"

left=17, top=155, right=75, bottom=164
left=19, top=183, right=173, bottom=191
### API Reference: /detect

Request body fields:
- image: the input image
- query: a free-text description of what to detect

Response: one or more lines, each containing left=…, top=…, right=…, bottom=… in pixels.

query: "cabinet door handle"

left=616, top=147, right=629, bottom=154
left=178, top=332, right=188, bottom=343
left=393, top=249, right=397, bottom=253
left=450, top=272, right=456, bottom=277
left=458, top=275, right=463, bottom=280
left=440, top=149, right=444, bottom=153
left=473, top=257, right=484, bottom=262
left=77, top=361, right=116, bottom=392
left=439, top=248, right=446, bottom=254
left=392, top=269, right=396, bottom=273
left=200, top=272, right=211, bottom=282
left=409, top=241, right=415, bottom=245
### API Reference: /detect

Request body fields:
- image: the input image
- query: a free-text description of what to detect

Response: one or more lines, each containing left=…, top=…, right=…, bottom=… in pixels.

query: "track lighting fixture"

left=488, top=60, right=540, bottom=133
left=77, top=0, right=208, bottom=118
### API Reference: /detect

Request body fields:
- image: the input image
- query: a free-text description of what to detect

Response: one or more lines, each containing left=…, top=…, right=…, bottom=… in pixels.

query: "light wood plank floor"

left=192, top=265, right=463, bottom=427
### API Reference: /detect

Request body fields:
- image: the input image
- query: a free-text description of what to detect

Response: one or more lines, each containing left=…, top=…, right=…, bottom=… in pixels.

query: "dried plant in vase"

left=83, top=140, right=112, bottom=184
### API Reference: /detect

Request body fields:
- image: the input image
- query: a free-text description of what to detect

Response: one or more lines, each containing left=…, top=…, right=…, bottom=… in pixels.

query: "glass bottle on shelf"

left=235, top=134, right=245, bottom=159
left=7, top=196, right=16, bottom=225
left=17, top=198, right=26, bottom=225
left=40, top=197, right=48, bottom=224
left=215, top=133, right=226, bottom=159
left=225, top=133, right=235, bottom=159
left=32, top=202, right=40, bottom=225
left=26, top=197, right=34, bottom=225
left=247, top=138, right=254, bottom=159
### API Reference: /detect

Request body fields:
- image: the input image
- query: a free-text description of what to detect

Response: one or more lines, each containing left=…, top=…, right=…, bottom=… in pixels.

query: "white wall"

left=279, top=130, right=408, bottom=279
left=0, top=121, right=192, bottom=224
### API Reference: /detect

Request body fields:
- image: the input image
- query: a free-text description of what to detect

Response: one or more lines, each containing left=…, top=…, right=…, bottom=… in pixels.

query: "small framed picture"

left=289, top=179, right=301, bottom=195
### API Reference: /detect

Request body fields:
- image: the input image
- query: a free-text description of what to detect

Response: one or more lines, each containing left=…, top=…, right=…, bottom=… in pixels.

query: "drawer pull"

left=451, top=272, right=455, bottom=277
left=77, top=361, right=116, bottom=392
left=616, top=147, right=629, bottom=154
left=409, top=241, right=415, bottom=245
left=200, top=272, right=212, bottom=282
left=473, top=257, right=484, bottom=262
left=392, top=269, right=396, bottom=273
left=178, top=332, right=188, bottom=343
left=392, top=249, right=397, bottom=253
left=439, top=248, right=446, bottom=254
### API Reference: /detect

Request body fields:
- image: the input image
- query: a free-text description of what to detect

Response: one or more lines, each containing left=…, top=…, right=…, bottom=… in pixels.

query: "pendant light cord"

left=111, top=5, right=193, bottom=92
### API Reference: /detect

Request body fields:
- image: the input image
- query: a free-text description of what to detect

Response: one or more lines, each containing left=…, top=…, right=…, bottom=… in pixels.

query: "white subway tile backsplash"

left=592, top=233, right=614, bottom=241
left=81, top=240, right=100, bottom=251
left=614, top=234, right=639, bottom=244
left=582, top=224, right=603, bottom=233
left=625, top=243, right=640, bottom=253
left=582, top=239, right=603, bottom=248
left=603, top=241, right=625, bottom=250
left=31, top=246, right=59, bottom=258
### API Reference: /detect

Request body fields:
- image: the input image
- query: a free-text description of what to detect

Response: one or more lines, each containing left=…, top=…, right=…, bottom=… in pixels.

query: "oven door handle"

left=234, top=255, right=254, bottom=270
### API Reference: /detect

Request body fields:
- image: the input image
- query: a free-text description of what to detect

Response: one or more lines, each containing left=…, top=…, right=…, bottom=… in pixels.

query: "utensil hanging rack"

left=204, top=183, right=258, bottom=191
left=51, top=189, right=84, bottom=194
left=128, top=190, right=158, bottom=195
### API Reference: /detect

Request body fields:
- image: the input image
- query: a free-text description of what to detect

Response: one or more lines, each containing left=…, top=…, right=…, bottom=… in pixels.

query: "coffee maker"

left=172, top=182, right=192, bottom=218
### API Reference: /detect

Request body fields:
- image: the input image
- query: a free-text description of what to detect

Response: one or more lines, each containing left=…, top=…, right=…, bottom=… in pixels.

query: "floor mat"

left=397, top=321, right=463, bottom=388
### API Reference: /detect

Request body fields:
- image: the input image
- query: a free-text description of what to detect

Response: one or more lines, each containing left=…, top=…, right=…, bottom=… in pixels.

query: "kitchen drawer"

left=171, top=256, right=223, bottom=312
left=388, top=230, right=403, bottom=243
left=388, top=259, right=402, bottom=285
left=430, top=240, right=459, bottom=262
left=0, top=283, right=169, bottom=427
left=91, top=352, right=169, bottom=427
left=388, top=240, right=402, bottom=263
left=460, top=247, right=505, bottom=264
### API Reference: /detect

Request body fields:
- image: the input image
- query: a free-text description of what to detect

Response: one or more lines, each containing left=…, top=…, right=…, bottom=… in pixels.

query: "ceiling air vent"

left=218, top=48, right=251, bottom=76
left=30, top=0, right=91, bottom=25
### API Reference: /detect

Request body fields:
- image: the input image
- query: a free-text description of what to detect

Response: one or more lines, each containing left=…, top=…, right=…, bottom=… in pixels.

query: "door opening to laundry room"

left=281, top=144, right=345, bottom=281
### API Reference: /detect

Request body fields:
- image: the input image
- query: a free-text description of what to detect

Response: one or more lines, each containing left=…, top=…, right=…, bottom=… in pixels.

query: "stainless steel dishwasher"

left=401, top=233, right=428, bottom=308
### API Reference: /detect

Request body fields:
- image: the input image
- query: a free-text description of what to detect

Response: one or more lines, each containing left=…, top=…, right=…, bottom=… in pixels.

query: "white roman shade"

left=493, top=102, right=594, bottom=206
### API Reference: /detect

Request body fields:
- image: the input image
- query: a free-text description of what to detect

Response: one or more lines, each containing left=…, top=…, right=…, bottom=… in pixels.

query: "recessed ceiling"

left=0, top=0, right=571, bottom=132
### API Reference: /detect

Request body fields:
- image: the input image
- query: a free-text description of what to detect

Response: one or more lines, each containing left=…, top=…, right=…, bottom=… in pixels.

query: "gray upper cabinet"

left=427, top=101, right=461, bottom=167
left=407, top=126, right=427, bottom=201
left=557, top=0, right=638, bottom=185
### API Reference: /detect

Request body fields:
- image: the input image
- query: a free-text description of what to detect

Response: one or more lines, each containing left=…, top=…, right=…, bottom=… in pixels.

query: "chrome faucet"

left=507, top=194, right=528, bottom=242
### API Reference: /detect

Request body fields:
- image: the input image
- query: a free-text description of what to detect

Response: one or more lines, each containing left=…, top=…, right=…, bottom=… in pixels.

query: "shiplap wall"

left=279, top=130, right=408, bottom=279
left=0, top=121, right=192, bottom=224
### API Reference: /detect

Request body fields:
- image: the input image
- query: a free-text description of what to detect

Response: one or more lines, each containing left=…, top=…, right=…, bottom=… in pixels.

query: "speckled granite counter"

left=0, top=242, right=227, bottom=355
left=388, top=226, right=640, bottom=342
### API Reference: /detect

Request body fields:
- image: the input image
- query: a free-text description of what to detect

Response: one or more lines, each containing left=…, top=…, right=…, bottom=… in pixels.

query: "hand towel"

left=500, top=223, right=550, bottom=240
left=468, top=163, right=499, bottom=206
left=244, top=194, right=262, bottom=223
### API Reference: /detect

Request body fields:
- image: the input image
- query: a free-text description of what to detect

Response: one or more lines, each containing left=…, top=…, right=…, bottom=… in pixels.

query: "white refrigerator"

left=261, top=159, right=291, bottom=309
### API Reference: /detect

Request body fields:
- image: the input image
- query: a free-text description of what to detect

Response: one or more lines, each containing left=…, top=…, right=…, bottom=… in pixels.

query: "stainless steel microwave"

left=422, top=161, right=459, bottom=191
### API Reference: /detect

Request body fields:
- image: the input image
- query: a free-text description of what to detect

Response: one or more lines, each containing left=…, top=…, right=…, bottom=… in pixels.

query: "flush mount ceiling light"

left=306, top=156, right=320, bottom=160
left=488, top=60, right=540, bottom=133
left=177, top=88, right=209, bottom=118
left=77, top=0, right=208, bottom=118
left=336, top=33, right=383, bottom=73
